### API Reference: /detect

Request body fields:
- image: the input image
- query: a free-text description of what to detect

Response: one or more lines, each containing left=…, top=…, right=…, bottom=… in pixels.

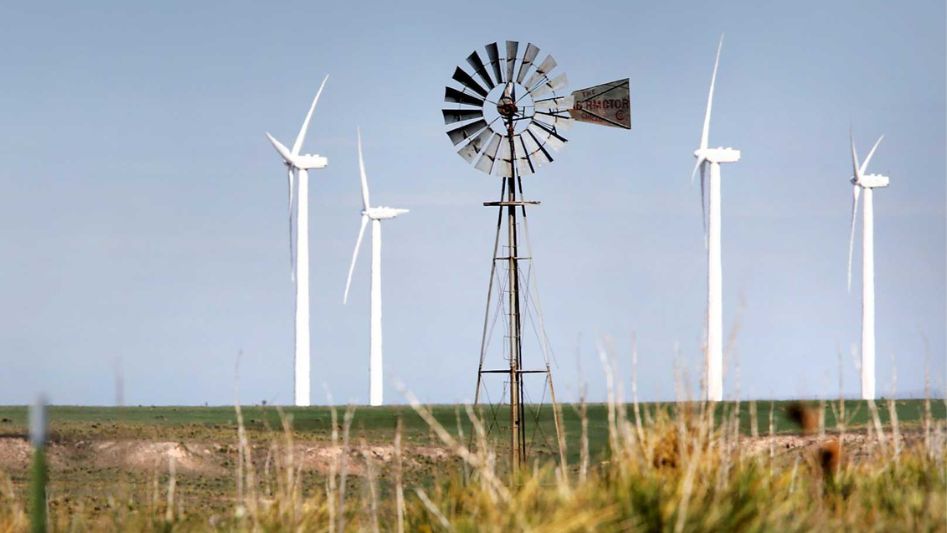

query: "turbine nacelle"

left=265, top=132, right=329, bottom=170
left=365, top=207, right=410, bottom=220
left=852, top=173, right=890, bottom=189
left=694, top=147, right=741, bottom=164
left=292, top=154, right=329, bottom=170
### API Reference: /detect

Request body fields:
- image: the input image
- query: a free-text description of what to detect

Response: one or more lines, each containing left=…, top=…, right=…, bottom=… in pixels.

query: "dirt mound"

left=0, top=437, right=32, bottom=471
left=84, top=440, right=225, bottom=475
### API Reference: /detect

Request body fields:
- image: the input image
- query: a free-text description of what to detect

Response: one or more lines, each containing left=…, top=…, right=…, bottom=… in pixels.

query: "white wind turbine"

left=265, top=75, right=329, bottom=407
left=343, top=130, right=409, bottom=406
left=691, top=36, right=740, bottom=402
left=847, top=132, right=889, bottom=400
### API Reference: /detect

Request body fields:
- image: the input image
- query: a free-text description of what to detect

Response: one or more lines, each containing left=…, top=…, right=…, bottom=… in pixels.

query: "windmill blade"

left=847, top=184, right=861, bottom=291
left=524, top=55, right=557, bottom=91
left=516, top=43, right=540, bottom=84
left=444, top=86, right=484, bottom=107
left=534, top=111, right=574, bottom=131
left=486, top=42, right=503, bottom=83
left=452, top=66, right=489, bottom=98
left=356, top=129, right=371, bottom=210
left=516, top=135, right=535, bottom=176
left=457, top=129, right=494, bottom=162
left=524, top=128, right=555, bottom=166
left=447, top=118, right=489, bottom=145
left=442, top=108, right=484, bottom=125
left=292, top=75, right=329, bottom=156
left=528, top=72, right=568, bottom=99
left=287, top=167, right=296, bottom=281
left=505, top=41, right=519, bottom=83
left=533, top=95, right=574, bottom=111
left=343, top=215, right=370, bottom=304
left=528, top=120, right=567, bottom=151
left=495, top=136, right=513, bottom=178
left=466, top=50, right=496, bottom=90
left=860, top=135, right=884, bottom=175
left=849, top=131, right=862, bottom=183
left=700, top=37, right=723, bottom=151
left=474, top=133, right=502, bottom=174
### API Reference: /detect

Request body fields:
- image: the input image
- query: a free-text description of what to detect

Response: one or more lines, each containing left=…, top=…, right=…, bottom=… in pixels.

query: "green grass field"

left=0, top=398, right=941, bottom=461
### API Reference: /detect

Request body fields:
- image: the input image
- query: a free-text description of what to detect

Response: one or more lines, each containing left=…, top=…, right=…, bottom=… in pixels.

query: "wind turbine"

left=343, top=129, right=409, bottom=406
left=265, top=75, right=329, bottom=407
left=691, top=36, right=740, bottom=402
left=847, top=132, right=889, bottom=400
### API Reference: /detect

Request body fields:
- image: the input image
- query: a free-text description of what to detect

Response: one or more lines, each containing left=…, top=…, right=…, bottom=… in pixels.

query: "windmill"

left=691, top=36, right=740, bottom=403
left=443, top=40, right=630, bottom=474
left=343, top=129, right=409, bottom=407
left=847, top=132, right=889, bottom=400
left=265, top=75, right=329, bottom=407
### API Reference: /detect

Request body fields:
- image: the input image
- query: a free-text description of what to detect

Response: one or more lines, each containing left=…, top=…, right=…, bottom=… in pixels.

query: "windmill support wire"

left=473, top=111, right=561, bottom=478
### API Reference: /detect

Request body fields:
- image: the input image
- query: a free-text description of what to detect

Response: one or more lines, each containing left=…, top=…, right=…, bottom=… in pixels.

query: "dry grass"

left=0, top=390, right=944, bottom=530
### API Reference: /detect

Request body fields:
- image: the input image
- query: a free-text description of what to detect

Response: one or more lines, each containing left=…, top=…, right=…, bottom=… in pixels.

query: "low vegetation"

left=0, top=395, right=943, bottom=531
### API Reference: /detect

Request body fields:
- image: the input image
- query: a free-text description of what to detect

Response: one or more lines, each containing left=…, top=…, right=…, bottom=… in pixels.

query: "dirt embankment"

left=0, top=436, right=452, bottom=478
left=0, top=428, right=924, bottom=479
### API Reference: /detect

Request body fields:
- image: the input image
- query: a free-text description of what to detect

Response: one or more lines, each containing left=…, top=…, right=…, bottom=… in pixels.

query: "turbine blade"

left=292, top=75, right=329, bottom=156
left=860, top=135, right=884, bottom=175
left=690, top=156, right=704, bottom=184
left=266, top=133, right=294, bottom=165
left=343, top=215, right=369, bottom=304
left=288, top=167, right=296, bottom=281
left=850, top=130, right=862, bottom=183
left=847, top=184, right=861, bottom=292
left=700, top=36, right=723, bottom=151
left=357, top=128, right=370, bottom=210
left=700, top=164, right=708, bottom=247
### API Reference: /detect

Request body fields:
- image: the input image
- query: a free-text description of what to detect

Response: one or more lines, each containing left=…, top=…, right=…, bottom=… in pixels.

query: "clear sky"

left=0, top=1, right=943, bottom=406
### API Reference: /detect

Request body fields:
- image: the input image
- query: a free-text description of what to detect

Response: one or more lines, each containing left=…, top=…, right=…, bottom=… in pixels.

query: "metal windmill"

left=443, top=40, right=630, bottom=474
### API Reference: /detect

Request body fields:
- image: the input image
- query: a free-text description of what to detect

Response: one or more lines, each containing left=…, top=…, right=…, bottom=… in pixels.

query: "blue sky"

left=0, top=1, right=943, bottom=405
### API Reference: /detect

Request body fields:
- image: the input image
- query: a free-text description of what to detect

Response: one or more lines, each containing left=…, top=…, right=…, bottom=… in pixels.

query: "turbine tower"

left=343, top=129, right=409, bottom=407
left=265, top=76, right=329, bottom=407
left=847, top=132, right=889, bottom=400
left=691, top=37, right=740, bottom=402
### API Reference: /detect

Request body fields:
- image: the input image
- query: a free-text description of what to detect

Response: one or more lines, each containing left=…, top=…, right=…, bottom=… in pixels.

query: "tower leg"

left=506, top=176, right=524, bottom=474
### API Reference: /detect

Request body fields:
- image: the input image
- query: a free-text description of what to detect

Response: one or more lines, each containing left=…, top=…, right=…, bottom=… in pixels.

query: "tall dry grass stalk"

left=394, top=417, right=405, bottom=533
left=336, top=405, right=355, bottom=533
left=360, top=439, right=380, bottom=533
left=749, top=400, right=758, bottom=438
left=866, top=399, right=887, bottom=454
left=578, top=383, right=589, bottom=484
left=164, top=455, right=176, bottom=523
left=415, top=488, right=452, bottom=531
